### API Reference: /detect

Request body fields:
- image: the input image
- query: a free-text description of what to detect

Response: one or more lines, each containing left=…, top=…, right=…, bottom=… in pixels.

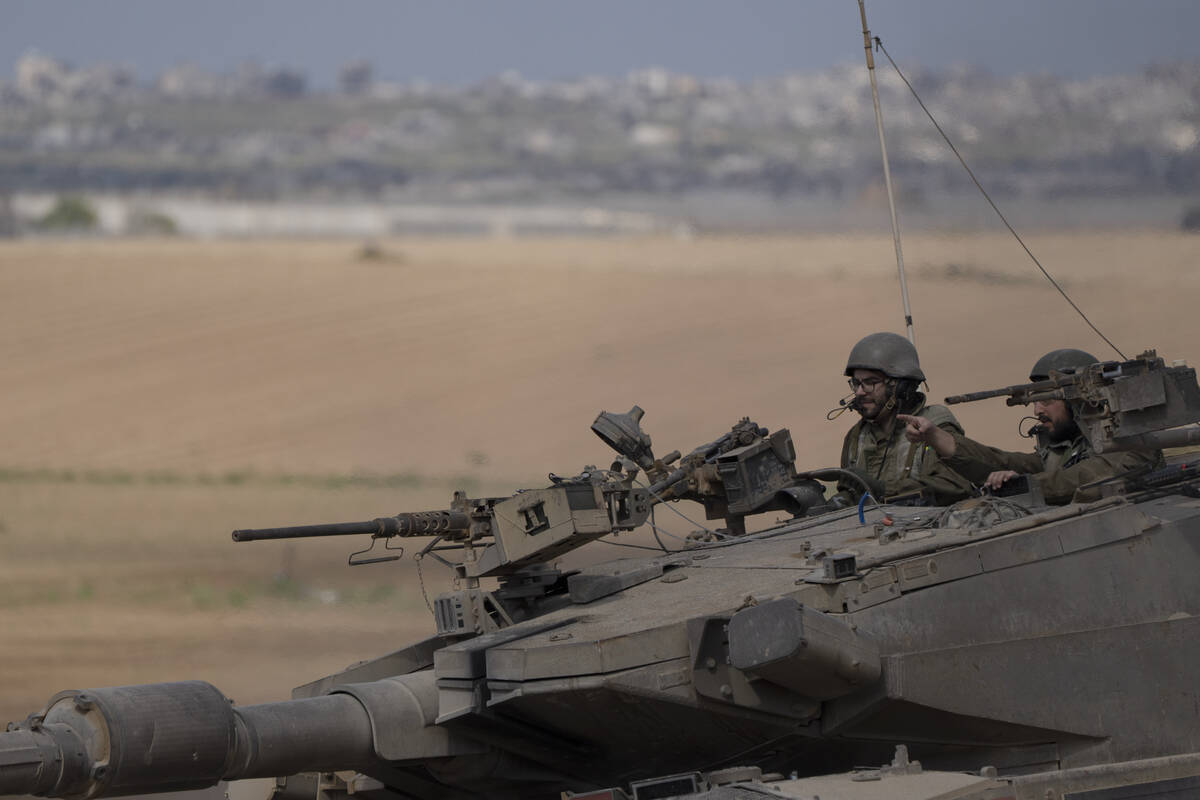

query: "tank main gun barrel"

left=232, top=511, right=470, bottom=542
left=0, top=672, right=467, bottom=799
left=0, top=682, right=374, bottom=798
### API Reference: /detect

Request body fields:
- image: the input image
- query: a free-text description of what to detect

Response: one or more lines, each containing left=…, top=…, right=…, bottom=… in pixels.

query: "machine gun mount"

left=945, top=350, right=1200, bottom=454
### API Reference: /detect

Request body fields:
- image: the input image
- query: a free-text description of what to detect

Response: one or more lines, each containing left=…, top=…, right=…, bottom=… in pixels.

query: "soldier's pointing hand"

left=897, top=413, right=933, bottom=443
left=896, top=413, right=957, bottom=458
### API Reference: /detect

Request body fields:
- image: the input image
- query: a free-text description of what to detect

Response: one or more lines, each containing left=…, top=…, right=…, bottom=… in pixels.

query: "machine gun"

left=234, top=407, right=821, bottom=636
left=944, top=350, right=1200, bottom=454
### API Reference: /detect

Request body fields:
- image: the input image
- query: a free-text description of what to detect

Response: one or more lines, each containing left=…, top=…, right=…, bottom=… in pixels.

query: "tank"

left=4, top=352, right=1200, bottom=800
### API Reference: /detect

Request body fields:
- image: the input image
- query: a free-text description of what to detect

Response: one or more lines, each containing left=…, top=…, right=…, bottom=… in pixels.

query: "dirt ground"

left=0, top=231, right=1195, bottom=721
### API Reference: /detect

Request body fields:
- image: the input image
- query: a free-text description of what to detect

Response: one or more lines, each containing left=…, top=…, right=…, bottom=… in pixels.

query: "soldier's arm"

left=1037, top=449, right=1163, bottom=505
left=888, top=411, right=974, bottom=503
left=898, top=413, right=958, bottom=457
left=883, top=450, right=975, bottom=505
left=943, top=432, right=1044, bottom=485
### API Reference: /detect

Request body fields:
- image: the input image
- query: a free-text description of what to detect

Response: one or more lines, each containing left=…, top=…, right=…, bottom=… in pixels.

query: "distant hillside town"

left=1, top=51, right=1197, bottom=234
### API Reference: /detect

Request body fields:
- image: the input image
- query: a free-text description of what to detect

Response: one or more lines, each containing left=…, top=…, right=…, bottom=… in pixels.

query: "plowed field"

left=0, top=232, right=1194, bottom=720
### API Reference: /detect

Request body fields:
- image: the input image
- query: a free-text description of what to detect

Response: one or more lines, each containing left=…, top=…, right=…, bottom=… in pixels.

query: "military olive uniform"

left=835, top=396, right=974, bottom=505
left=943, top=430, right=1162, bottom=505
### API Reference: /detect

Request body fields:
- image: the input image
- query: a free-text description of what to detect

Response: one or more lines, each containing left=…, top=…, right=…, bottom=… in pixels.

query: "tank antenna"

left=858, top=0, right=914, bottom=345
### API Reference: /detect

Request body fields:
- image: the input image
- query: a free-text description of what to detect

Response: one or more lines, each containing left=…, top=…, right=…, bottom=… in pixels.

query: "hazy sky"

left=4, top=1, right=1198, bottom=86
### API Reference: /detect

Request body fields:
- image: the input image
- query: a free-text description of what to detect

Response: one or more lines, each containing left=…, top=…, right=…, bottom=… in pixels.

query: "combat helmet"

left=845, top=332, right=925, bottom=381
left=1029, top=348, right=1097, bottom=381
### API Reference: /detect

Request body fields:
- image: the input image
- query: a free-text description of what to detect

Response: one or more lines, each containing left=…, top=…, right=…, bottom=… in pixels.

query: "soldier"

left=899, top=348, right=1163, bottom=504
left=832, top=332, right=973, bottom=506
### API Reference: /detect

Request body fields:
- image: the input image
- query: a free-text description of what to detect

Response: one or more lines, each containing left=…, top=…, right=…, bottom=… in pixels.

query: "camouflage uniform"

left=943, top=431, right=1161, bottom=505
left=943, top=348, right=1162, bottom=505
left=836, top=396, right=974, bottom=504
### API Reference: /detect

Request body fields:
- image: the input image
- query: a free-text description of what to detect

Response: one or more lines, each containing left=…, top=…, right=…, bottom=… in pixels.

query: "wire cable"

left=857, top=492, right=877, bottom=524
left=593, top=538, right=673, bottom=552
left=414, top=553, right=434, bottom=613
left=626, top=474, right=732, bottom=540
left=648, top=504, right=671, bottom=552
left=873, top=37, right=1126, bottom=360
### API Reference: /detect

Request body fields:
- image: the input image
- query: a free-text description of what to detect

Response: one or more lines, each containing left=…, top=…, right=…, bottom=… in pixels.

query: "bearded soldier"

left=832, top=332, right=973, bottom=506
left=899, top=348, right=1163, bottom=504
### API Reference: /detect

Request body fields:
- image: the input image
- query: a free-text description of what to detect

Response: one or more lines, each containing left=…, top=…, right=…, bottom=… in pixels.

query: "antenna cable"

left=872, top=37, right=1126, bottom=360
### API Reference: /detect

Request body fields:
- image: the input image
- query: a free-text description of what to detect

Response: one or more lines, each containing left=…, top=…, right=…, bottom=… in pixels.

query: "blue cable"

left=857, top=492, right=876, bottom=525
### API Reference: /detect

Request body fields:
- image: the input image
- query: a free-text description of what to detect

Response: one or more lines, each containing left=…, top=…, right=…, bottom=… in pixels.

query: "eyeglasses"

left=848, top=376, right=886, bottom=392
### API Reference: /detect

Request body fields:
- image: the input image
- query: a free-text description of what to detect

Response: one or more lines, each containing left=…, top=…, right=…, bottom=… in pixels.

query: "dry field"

left=0, top=231, right=1196, bottom=721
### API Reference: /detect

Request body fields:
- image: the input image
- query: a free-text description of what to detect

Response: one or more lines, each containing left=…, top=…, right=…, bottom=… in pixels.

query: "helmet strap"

left=878, top=381, right=897, bottom=422
left=880, top=380, right=899, bottom=416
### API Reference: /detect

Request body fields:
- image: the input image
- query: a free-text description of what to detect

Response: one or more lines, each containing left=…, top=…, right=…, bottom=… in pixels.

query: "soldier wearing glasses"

left=832, top=332, right=973, bottom=507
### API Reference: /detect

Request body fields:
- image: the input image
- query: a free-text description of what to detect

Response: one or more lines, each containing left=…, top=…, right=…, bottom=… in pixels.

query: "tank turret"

left=5, top=394, right=1200, bottom=800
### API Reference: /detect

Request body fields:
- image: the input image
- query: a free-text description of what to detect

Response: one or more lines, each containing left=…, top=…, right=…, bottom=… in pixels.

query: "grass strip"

left=0, top=466, right=479, bottom=492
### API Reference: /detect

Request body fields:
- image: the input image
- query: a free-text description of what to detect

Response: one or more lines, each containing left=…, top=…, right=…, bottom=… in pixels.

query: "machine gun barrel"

left=645, top=428, right=741, bottom=499
left=945, top=377, right=1070, bottom=406
left=232, top=511, right=470, bottom=542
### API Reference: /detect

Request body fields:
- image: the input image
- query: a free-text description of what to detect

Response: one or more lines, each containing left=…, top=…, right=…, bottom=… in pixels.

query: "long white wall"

left=11, top=194, right=678, bottom=237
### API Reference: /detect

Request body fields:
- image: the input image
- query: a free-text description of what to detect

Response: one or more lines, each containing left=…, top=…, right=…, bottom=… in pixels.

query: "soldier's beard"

left=858, top=397, right=894, bottom=423
left=1043, top=416, right=1081, bottom=443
